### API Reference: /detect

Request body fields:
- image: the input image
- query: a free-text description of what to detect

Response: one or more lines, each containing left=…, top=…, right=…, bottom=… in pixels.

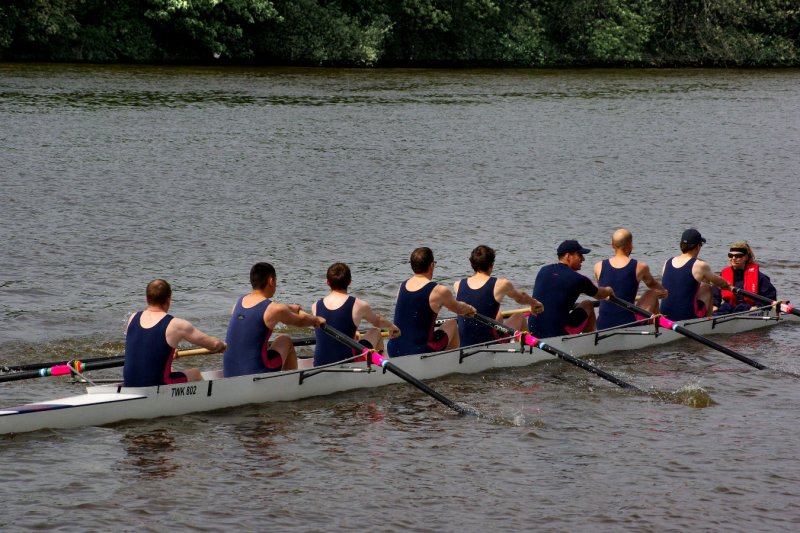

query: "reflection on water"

left=120, top=429, right=179, bottom=479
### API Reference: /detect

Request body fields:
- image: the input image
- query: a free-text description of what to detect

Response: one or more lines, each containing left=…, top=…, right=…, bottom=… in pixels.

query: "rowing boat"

left=1, top=306, right=797, bottom=435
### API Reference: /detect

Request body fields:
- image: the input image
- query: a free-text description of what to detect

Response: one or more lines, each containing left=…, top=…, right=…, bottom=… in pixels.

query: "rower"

left=528, top=240, right=614, bottom=338
left=223, top=262, right=324, bottom=378
left=312, top=262, right=400, bottom=366
left=124, top=279, right=225, bottom=387
left=712, top=241, right=777, bottom=315
left=593, top=228, right=667, bottom=329
left=454, top=245, right=544, bottom=347
left=386, top=247, right=476, bottom=357
left=660, top=229, right=731, bottom=321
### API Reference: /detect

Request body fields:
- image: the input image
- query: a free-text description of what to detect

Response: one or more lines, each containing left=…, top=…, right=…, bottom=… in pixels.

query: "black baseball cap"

left=557, top=240, right=591, bottom=255
left=680, top=228, right=706, bottom=245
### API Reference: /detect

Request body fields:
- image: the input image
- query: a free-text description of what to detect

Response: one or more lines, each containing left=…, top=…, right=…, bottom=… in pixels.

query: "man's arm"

left=595, top=286, right=614, bottom=299
left=695, top=260, right=731, bottom=291
left=266, top=302, right=325, bottom=330
left=168, top=318, right=226, bottom=353
left=431, top=285, right=476, bottom=317
left=354, top=298, right=400, bottom=338
left=593, top=261, right=602, bottom=283
left=496, top=278, right=544, bottom=314
left=638, top=262, right=668, bottom=298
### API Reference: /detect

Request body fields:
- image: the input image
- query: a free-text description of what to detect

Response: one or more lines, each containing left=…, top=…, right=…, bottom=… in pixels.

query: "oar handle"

left=471, top=314, right=641, bottom=391
left=729, top=287, right=800, bottom=317
left=606, top=295, right=768, bottom=370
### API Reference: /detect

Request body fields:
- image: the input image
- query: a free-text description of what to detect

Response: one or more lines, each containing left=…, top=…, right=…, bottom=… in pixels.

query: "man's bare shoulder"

left=166, top=316, right=193, bottom=336
left=431, top=283, right=452, bottom=297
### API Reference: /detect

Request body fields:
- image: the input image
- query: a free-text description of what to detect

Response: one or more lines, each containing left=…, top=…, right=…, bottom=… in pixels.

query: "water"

left=2, top=64, right=800, bottom=531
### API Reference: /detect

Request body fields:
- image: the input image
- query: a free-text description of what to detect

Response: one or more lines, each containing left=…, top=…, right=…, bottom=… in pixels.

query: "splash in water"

left=663, top=383, right=716, bottom=408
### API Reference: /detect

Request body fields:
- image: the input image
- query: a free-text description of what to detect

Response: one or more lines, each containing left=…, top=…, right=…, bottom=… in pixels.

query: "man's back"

left=456, top=276, right=500, bottom=346
left=660, top=256, right=702, bottom=321
left=528, top=263, right=595, bottom=338
left=124, top=311, right=176, bottom=387
left=596, top=258, right=639, bottom=329
left=387, top=279, right=438, bottom=356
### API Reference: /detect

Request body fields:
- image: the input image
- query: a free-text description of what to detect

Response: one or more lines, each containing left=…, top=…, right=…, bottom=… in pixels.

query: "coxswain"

left=712, top=241, right=776, bottom=315
left=528, top=240, right=614, bottom=338
left=386, top=247, right=476, bottom=357
left=223, top=262, right=324, bottom=377
left=454, top=245, right=543, bottom=347
left=124, top=279, right=226, bottom=387
left=312, top=262, right=400, bottom=366
left=593, top=228, right=667, bottom=329
left=660, top=229, right=731, bottom=321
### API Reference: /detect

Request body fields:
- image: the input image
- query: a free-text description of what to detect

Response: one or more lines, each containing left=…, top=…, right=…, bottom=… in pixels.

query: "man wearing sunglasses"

left=712, top=242, right=777, bottom=315
left=660, top=229, right=732, bottom=321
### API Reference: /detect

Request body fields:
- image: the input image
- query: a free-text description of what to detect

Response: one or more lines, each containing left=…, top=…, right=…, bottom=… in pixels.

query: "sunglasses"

left=728, top=253, right=746, bottom=259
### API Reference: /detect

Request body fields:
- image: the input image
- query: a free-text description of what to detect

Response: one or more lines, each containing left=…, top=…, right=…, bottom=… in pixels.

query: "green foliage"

left=255, top=0, right=391, bottom=65
left=653, top=0, right=800, bottom=65
left=145, top=0, right=280, bottom=60
left=0, top=0, right=798, bottom=66
left=1, top=0, right=80, bottom=60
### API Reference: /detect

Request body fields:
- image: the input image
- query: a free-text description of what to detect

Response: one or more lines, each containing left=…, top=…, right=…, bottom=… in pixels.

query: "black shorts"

left=564, top=308, right=589, bottom=334
left=427, top=329, right=449, bottom=352
left=262, top=348, right=283, bottom=372
left=359, top=339, right=374, bottom=350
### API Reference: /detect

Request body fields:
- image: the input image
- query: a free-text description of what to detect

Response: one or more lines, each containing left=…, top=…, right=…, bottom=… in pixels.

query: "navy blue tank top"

left=223, top=296, right=274, bottom=377
left=124, top=312, right=175, bottom=387
left=597, top=259, right=639, bottom=329
left=660, top=257, right=702, bottom=321
left=456, top=277, right=500, bottom=346
left=528, top=263, right=598, bottom=339
left=387, top=281, right=437, bottom=357
left=314, top=296, right=357, bottom=366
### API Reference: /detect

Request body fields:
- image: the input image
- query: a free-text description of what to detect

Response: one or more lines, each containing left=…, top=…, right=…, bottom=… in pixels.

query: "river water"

left=1, top=64, right=800, bottom=531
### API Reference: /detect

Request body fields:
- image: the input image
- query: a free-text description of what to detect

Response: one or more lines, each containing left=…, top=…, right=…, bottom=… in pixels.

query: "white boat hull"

left=1, top=308, right=796, bottom=435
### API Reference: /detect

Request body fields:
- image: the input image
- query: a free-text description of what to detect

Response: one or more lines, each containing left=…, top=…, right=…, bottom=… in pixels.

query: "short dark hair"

left=250, top=262, right=276, bottom=290
left=410, top=247, right=434, bottom=274
left=327, top=262, right=352, bottom=290
left=146, top=279, right=171, bottom=306
left=469, top=245, right=495, bottom=272
left=680, top=243, right=700, bottom=253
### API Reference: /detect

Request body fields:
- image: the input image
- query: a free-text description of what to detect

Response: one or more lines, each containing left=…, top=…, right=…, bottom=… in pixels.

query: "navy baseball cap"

left=680, top=228, right=706, bottom=245
left=557, top=240, right=591, bottom=255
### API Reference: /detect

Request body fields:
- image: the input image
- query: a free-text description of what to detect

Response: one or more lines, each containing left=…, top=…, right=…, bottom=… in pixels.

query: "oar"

left=3, top=336, right=318, bottom=374
left=471, top=313, right=642, bottom=391
left=726, top=286, right=800, bottom=318
left=0, top=344, right=227, bottom=383
left=320, top=323, right=474, bottom=415
left=606, top=295, right=769, bottom=370
left=0, top=357, right=127, bottom=383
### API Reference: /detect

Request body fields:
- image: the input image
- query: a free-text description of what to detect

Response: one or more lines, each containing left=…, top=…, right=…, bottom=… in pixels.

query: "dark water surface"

left=2, top=64, right=800, bottom=531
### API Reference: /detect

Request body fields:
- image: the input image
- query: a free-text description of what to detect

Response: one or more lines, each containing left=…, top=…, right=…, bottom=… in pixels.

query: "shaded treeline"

left=1, top=0, right=798, bottom=66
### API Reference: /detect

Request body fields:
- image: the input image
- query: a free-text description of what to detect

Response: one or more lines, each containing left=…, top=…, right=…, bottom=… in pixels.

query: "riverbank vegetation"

left=1, top=0, right=798, bottom=66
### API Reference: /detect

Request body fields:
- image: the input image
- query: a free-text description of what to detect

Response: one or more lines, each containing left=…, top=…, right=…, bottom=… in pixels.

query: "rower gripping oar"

left=319, top=323, right=474, bottom=415
left=727, top=287, right=800, bottom=318
left=471, top=314, right=642, bottom=391
left=606, top=295, right=768, bottom=370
